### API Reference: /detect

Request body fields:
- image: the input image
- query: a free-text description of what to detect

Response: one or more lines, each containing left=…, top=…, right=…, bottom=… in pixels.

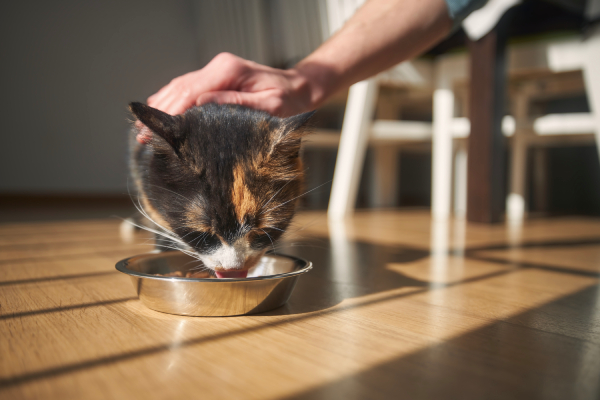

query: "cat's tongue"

left=215, top=270, right=248, bottom=279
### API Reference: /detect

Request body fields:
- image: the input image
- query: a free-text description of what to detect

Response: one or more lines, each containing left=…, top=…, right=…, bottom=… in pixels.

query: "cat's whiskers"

left=260, top=180, right=332, bottom=215
left=189, top=263, right=211, bottom=272
left=179, top=229, right=199, bottom=241
left=146, top=184, right=206, bottom=217
left=272, top=219, right=319, bottom=239
left=260, top=228, right=275, bottom=252
left=126, top=198, right=203, bottom=261
left=190, top=231, right=211, bottom=247
left=259, top=175, right=300, bottom=213
left=262, top=226, right=285, bottom=232
left=139, top=243, right=181, bottom=252
left=182, top=258, right=205, bottom=268
left=126, top=183, right=191, bottom=247
left=145, top=183, right=194, bottom=203
left=181, top=250, right=203, bottom=261
left=174, top=246, right=203, bottom=260
left=135, top=234, right=184, bottom=251
left=133, top=197, right=181, bottom=242
left=136, top=243, right=199, bottom=260
left=287, top=242, right=330, bottom=251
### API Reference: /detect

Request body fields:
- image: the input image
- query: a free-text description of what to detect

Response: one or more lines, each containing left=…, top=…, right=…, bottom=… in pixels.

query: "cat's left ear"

left=129, top=102, right=185, bottom=154
left=272, top=110, right=316, bottom=155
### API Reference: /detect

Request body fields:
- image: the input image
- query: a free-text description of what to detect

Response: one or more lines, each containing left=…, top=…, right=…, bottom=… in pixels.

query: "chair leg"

left=328, top=79, right=378, bottom=220
left=582, top=24, right=600, bottom=162
left=453, top=140, right=468, bottom=218
left=432, top=71, right=455, bottom=221
left=507, top=133, right=527, bottom=222
left=531, top=147, right=549, bottom=213
left=370, top=146, right=399, bottom=208
left=506, top=85, right=533, bottom=222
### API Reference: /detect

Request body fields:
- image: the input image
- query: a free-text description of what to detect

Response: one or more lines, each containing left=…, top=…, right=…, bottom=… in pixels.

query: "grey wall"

left=0, top=0, right=326, bottom=195
left=192, top=0, right=324, bottom=68
left=0, top=0, right=201, bottom=194
left=193, top=0, right=271, bottom=66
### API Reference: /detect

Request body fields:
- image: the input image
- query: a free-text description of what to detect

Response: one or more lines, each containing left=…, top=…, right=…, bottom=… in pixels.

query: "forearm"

left=293, top=0, right=453, bottom=108
left=146, top=0, right=453, bottom=118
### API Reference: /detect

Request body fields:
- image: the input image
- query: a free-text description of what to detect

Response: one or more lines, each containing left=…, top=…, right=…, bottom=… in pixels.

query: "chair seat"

left=533, top=113, right=595, bottom=135
left=306, top=112, right=594, bottom=150
left=451, top=116, right=516, bottom=138
left=371, top=120, right=432, bottom=141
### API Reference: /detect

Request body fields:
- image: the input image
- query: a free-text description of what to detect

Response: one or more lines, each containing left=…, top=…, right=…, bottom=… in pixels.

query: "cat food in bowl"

left=116, top=251, right=312, bottom=317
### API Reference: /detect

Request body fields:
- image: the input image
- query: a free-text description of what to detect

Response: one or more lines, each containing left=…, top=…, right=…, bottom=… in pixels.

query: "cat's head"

left=129, top=102, right=314, bottom=278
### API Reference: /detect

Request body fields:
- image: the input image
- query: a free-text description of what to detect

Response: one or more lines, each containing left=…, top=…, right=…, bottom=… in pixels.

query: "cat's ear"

left=282, top=110, right=316, bottom=140
left=271, top=110, right=316, bottom=156
left=129, top=102, right=185, bottom=152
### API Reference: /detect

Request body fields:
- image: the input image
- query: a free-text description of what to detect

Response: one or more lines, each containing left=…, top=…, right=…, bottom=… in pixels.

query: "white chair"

left=322, top=0, right=483, bottom=221
left=322, top=0, right=600, bottom=222
left=499, top=33, right=600, bottom=221
left=435, top=34, right=600, bottom=222
left=322, top=0, right=443, bottom=219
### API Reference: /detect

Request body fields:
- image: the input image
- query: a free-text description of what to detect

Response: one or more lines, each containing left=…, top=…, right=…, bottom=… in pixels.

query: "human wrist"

left=289, top=59, right=338, bottom=110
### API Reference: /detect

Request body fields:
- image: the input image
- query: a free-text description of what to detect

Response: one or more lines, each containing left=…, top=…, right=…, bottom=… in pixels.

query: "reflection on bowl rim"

left=116, top=251, right=313, bottom=283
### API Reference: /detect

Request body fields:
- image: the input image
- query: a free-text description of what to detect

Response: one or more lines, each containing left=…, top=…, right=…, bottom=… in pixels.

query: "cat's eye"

left=249, top=228, right=281, bottom=250
left=180, top=230, right=221, bottom=254
left=194, top=233, right=221, bottom=253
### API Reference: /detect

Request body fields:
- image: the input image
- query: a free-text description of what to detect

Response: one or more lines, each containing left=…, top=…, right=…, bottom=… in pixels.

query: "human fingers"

left=195, top=90, right=289, bottom=116
left=147, top=76, right=196, bottom=115
left=160, top=94, right=197, bottom=116
left=136, top=126, right=152, bottom=144
left=148, top=70, right=198, bottom=107
left=147, top=83, right=171, bottom=106
left=148, top=53, right=250, bottom=108
left=132, top=119, right=152, bottom=144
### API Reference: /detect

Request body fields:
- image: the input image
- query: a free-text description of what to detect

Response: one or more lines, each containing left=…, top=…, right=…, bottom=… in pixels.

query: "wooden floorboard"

left=1, top=210, right=599, bottom=399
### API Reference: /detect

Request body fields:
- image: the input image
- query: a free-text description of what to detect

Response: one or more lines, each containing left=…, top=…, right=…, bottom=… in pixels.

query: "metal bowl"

left=115, top=251, right=312, bottom=317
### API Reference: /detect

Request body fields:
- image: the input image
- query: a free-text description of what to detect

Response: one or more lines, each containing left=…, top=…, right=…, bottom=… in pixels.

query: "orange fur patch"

left=232, top=163, right=258, bottom=223
left=139, top=192, right=173, bottom=232
left=183, top=203, right=212, bottom=233
left=257, top=118, right=269, bottom=132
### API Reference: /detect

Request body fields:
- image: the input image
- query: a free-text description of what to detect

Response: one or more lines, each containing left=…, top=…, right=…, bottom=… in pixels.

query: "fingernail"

left=136, top=132, right=152, bottom=144
left=136, top=126, right=152, bottom=144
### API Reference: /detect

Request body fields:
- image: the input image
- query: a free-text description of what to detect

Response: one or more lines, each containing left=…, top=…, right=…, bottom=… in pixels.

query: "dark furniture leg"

left=467, top=18, right=511, bottom=223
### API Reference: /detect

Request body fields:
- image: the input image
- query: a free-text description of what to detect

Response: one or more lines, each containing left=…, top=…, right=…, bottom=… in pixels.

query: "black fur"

left=129, top=103, right=314, bottom=259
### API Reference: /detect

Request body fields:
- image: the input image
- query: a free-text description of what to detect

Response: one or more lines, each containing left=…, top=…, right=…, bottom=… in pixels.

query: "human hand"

left=149, top=53, right=317, bottom=116
left=135, top=53, right=319, bottom=143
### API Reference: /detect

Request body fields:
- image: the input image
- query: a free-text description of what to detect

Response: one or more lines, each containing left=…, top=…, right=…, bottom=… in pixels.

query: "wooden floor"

left=1, top=210, right=600, bottom=399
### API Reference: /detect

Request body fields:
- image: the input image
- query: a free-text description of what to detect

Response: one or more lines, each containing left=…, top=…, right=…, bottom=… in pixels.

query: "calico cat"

left=126, top=102, right=314, bottom=278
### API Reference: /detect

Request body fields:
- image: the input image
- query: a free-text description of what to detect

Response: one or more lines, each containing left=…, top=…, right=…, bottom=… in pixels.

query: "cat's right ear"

left=129, top=102, right=185, bottom=153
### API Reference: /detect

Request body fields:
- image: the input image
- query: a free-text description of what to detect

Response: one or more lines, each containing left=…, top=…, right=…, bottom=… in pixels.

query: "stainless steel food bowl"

left=116, top=251, right=312, bottom=317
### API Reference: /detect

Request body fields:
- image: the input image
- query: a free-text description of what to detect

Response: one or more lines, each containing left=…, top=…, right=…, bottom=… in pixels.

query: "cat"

left=125, top=102, right=314, bottom=278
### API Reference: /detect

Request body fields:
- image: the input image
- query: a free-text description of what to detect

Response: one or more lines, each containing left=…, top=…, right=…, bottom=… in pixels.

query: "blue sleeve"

left=445, top=0, right=489, bottom=25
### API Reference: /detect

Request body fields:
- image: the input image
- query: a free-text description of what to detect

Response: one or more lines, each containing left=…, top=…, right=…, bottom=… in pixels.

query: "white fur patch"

left=200, top=237, right=261, bottom=270
left=119, top=218, right=136, bottom=243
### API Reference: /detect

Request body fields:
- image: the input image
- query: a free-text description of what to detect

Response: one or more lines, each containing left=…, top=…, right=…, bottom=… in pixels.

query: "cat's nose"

left=213, top=254, right=261, bottom=279
left=212, top=244, right=245, bottom=267
left=208, top=241, right=263, bottom=278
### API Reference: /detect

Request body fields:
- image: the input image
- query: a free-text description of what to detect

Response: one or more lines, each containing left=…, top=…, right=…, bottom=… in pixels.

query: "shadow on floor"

left=3, top=235, right=599, bottom=391
left=264, top=239, right=431, bottom=315
left=282, top=284, right=600, bottom=400
left=0, top=195, right=135, bottom=223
